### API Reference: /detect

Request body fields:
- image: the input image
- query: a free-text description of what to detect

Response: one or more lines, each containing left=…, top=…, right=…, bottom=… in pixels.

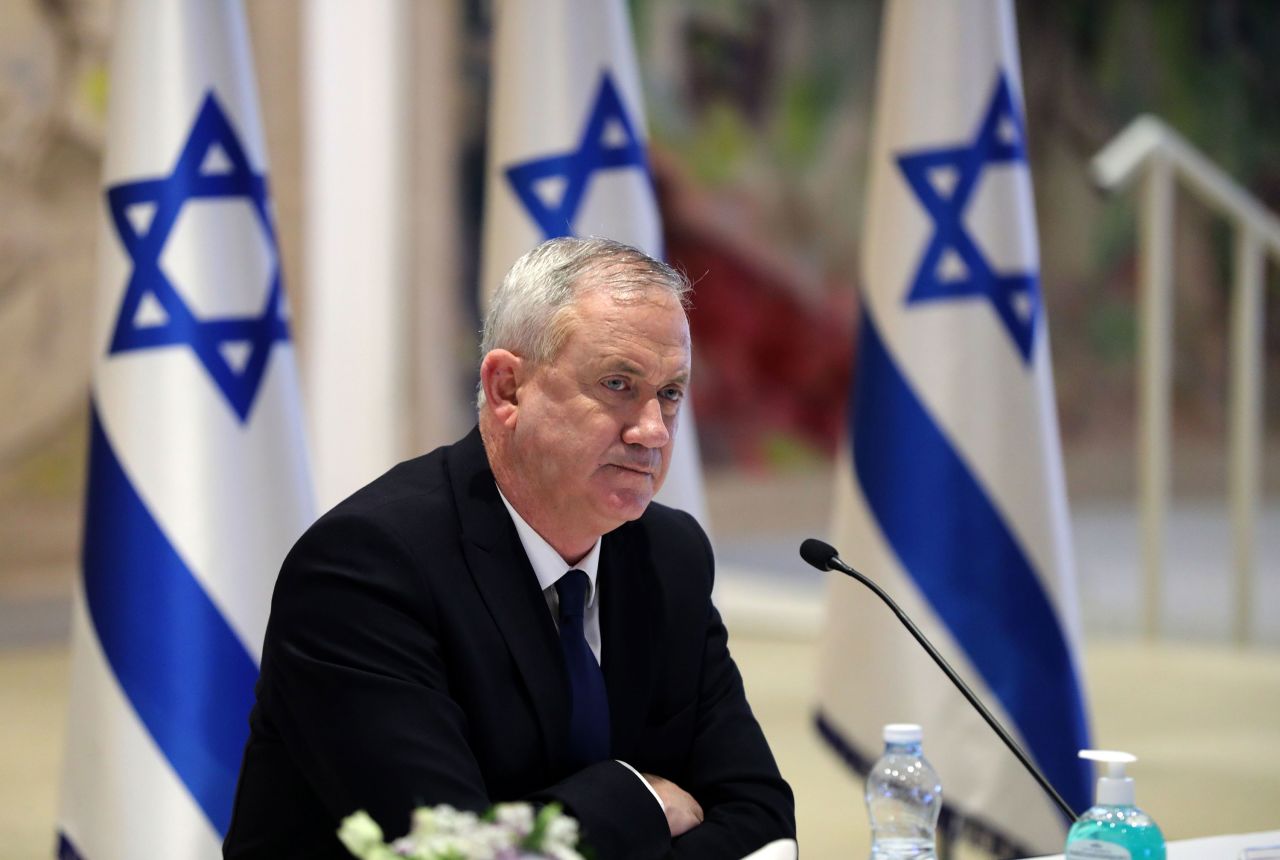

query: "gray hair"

left=477, top=237, right=690, bottom=408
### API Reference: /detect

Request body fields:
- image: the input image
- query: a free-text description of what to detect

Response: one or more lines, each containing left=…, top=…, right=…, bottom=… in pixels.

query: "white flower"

left=433, top=805, right=482, bottom=837
left=543, top=815, right=579, bottom=850
left=337, top=811, right=395, bottom=860
left=493, top=803, right=535, bottom=836
left=340, top=802, right=581, bottom=860
left=425, top=833, right=497, bottom=860
left=409, top=805, right=440, bottom=836
left=545, top=846, right=586, bottom=860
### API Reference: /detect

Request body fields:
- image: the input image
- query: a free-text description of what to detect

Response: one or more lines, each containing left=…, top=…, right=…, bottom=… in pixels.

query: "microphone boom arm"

left=823, top=553, right=1078, bottom=822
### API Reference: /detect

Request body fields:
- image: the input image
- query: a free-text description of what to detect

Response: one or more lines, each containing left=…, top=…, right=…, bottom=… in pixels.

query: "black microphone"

left=800, top=538, right=1078, bottom=822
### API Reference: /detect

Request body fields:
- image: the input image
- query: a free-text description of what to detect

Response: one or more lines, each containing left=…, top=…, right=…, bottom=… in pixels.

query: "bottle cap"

left=883, top=723, right=923, bottom=744
left=1079, top=749, right=1137, bottom=806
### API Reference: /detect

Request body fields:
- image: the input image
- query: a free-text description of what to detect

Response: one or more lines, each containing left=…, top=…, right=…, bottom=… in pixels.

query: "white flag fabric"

left=816, top=1, right=1090, bottom=853
left=57, top=2, right=314, bottom=857
left=481, top=0, right=708, bottom=526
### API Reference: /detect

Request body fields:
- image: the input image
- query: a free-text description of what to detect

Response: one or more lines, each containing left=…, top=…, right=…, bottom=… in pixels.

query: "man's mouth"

left=607, top=462, right=656, bottom=476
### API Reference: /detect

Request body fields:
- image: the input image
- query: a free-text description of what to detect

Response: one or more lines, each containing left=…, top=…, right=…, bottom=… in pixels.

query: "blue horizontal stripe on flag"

left=850, top=312, right=1091, bottom=817
left=81, top=403, right=259, bottom=836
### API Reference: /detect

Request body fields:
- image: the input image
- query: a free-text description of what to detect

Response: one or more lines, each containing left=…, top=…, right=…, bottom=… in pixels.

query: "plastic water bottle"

left=866, top=723, right=942, bottom=860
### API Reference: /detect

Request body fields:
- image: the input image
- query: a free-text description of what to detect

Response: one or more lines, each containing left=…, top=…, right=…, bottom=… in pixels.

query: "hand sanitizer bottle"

left=1065, top=750, right=1166, bottom=860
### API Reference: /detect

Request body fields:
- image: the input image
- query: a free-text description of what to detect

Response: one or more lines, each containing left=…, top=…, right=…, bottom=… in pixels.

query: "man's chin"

left=596, top=489, right=655, bottom=526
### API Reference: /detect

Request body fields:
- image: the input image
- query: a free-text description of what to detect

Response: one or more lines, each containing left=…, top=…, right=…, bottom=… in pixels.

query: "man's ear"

left=479, top=349, right=522, bottom=424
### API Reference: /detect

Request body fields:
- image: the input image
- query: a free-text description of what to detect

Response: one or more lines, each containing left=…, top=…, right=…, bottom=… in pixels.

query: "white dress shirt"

left=495, top=488, right=663, bottom=811
left=497, top=490, right=603, bottom=661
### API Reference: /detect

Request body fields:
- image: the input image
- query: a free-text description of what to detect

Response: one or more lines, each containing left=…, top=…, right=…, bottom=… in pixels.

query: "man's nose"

left=623, top=396, right=671, bottom=449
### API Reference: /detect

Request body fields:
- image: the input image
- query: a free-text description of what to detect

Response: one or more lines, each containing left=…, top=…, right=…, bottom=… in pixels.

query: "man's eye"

left=660, top=386, right=684, bottom=402
left=603, top=378, right=627, bottom=391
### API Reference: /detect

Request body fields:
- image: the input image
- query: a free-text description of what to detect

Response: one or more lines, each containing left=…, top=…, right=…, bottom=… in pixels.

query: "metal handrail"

left=1092, top=115, right=1277, bottom=644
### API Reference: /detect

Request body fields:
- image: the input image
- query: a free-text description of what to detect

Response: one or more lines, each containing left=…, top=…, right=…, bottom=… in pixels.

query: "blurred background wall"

left=2, top=1, right=1277, bottom=637
left=1, top=0, right=1277, bottom=854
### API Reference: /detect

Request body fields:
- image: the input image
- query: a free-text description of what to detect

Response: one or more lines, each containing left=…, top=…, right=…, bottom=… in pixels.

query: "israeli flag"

left=816, top=1, right=1091, bottom=852
left=480, top=0, right=707, bottom=526
left=56, top=2, right=313, bottom=857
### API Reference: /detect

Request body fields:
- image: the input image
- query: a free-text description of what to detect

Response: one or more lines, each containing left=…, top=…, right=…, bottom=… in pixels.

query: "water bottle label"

left=1066, top=840, right=1131, bottom=860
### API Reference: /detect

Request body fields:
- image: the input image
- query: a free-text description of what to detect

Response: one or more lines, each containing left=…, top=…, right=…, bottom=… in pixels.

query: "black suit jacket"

left=224, top=427, right=794, bottom=859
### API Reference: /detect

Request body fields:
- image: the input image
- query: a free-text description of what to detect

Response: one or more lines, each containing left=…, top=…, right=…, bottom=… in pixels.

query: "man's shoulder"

left=321, top=445, right=451, bottom=527
left=306, top=427, right=487, bottom=542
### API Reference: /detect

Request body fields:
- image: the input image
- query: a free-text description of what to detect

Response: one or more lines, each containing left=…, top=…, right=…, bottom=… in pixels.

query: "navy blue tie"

left=555, top=569, right=610, bottom=769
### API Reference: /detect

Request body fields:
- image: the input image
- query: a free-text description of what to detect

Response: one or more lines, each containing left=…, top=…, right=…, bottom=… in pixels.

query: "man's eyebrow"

left=599, top=359, right=690, bottom=385
left=601, top=359, right=645, bottom=376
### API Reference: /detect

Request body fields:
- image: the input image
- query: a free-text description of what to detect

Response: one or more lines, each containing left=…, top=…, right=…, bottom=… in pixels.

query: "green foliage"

left=761, top=432, right=823, bottom=470
left=772, top=73, right=840, bottom=170
left=1093, top=196, right=1136, bottom=273
left=1086, top=300, right=1137, bottom=366
left=686, top=101, right=750, bottom=184
left=1082, top=0, right=1278, bottom=195
left=526, top=802, right=562, bottom=849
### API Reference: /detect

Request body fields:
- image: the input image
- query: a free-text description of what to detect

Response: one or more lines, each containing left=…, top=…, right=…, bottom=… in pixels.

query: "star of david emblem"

left=505, top=72, right=650, bottom=240
left=896, top=72, right=1040, bottom=362
left=105, top=91, right=289, bottom=422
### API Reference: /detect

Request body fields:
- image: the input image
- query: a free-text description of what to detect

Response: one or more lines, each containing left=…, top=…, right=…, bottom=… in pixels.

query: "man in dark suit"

left=224, top=238, right=796, bottom=859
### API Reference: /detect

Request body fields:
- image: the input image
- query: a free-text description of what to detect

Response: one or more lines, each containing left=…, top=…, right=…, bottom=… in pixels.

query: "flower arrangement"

left=338, top=802, right=587, bottom=860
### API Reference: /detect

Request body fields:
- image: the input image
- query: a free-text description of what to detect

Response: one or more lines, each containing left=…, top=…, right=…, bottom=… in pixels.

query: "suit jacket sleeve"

left=662, top=512, right=797, bottom=859
left=256, top=508, right=492, bottom=834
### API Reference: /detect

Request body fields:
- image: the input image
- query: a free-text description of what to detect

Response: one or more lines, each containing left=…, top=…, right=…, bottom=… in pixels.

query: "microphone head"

left=800, top=538, right=839, bottom=571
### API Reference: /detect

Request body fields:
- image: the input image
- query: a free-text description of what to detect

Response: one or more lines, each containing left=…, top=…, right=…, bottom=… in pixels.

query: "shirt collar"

left=497, top=486, right=601, bottom=607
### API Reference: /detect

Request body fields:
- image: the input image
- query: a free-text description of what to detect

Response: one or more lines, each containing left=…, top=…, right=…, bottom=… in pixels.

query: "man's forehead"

left=566, top=295, right=691, bottom=373
left=589, top=278, right=688, bottom=314
left=596, top=296, right=686, bottom=335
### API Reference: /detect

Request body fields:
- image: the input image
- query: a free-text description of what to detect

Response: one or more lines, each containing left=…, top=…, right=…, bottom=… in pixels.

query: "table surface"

left=1024, top=829, right=1280, bottom=860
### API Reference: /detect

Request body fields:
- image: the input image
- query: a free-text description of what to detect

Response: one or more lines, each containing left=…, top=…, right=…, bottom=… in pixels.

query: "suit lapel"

left=599, top=522, right=656, bottom=760
left=447, top=428, right=569, bottom=772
